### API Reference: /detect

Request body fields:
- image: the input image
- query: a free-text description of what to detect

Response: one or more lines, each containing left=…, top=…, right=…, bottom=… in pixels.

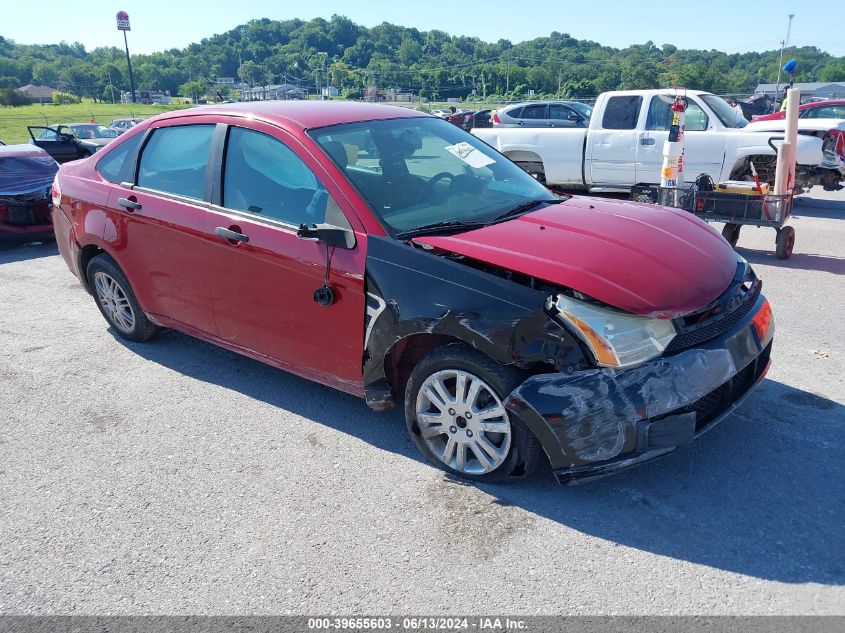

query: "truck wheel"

left=775, top=225, right=795, bottom=259
left=86, top=253, right=160, bottom=342
left=405, top=344, right=539, bottom=483
left=722, top=223, right=741, bottom=247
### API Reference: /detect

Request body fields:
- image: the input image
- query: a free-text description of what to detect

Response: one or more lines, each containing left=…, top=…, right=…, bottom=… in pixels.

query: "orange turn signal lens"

left=563, top=311, right=620, bottom=367
left=752, top=299, right=773, bottom=343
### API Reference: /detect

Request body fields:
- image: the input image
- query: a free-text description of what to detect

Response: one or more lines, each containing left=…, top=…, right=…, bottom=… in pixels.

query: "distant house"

left=754, top=82, right=845, bottom=100
left=121, top=90, right=171, bottom=105
left=365, top=87, right=416, bottom=102
left=18, top=84, right=59, bottom=104
left=241, top=83, right=306, bottom=101
left=321, top=86, right=339, bottom=98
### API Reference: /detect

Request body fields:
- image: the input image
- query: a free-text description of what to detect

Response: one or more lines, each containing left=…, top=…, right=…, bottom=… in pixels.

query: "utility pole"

left=116, top=11, right=136, bottom=103
left=774, top=13, right=795, bottom=105
left=108, top=70, right=115, bottom=104
left=505, top=52, right=510, bottom=95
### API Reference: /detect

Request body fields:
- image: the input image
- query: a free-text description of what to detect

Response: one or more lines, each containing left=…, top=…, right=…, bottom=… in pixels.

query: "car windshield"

left=700, top=95, right=748, bottom=128
left=310, top=117, right=558, bottom=237
left=70, top=125, right=118, bottom=139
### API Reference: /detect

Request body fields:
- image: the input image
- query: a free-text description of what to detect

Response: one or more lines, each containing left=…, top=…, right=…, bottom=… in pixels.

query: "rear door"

left=587, top=95, right=643, bottom=186
left=203, top=120, right=367, bottom=391
left=103, top=121, right=219, bottom=334
left=28, top=126, right=78, bottom=163
left=519, top=104, right=549, bottom=127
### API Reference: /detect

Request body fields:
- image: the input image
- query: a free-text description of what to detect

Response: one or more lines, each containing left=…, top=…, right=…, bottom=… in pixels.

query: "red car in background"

left=0, top=144, right=58, bottom=243
left=752, top=99, right=845, bottom=122
left=51, top=102, right=774, bottom=484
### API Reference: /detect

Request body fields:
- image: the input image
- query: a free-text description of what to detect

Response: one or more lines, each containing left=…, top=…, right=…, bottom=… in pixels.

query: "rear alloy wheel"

left=405, top=345, right=539, bottom=483
left=722, top=223, right=741, bottom=247
left=775, top=225, right=795, bottom=259
left=86, top=254, right=160, bottom=342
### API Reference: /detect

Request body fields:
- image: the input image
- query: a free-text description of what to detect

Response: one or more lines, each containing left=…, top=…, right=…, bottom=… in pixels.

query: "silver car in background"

left=492, top=100, right=591, bottom=127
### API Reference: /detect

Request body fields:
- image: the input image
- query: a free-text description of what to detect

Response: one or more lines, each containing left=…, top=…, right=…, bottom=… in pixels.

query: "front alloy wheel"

left=405, top=344, right=539, bottom=483
left=416, top=369, right=512, bottom=475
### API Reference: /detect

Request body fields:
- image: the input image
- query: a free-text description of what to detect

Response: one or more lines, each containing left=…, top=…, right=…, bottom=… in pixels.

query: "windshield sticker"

left=444, top=142, right=495, bottom=169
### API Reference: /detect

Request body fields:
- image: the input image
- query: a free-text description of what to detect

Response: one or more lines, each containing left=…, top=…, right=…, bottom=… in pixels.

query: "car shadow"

left=116, top=329, right=844, bottom=586
left=0, top=240, right=57, bottom=263
left=737, top=246, right=845, bottom=275
left=793, top=195, right=844, bottom=220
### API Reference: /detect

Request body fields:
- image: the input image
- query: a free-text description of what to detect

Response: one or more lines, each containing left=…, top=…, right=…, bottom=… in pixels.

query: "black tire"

left=404, top=343, right=540, bottom=483
left=86, top=253, right=160, bottom=342
left=775, top=225, right=795, bottom=260
left=722, top=223, right=741, bottom=247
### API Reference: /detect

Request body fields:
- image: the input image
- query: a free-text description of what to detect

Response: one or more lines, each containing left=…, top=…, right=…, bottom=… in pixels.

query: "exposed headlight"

left=548, top=294, right=677, bottom=369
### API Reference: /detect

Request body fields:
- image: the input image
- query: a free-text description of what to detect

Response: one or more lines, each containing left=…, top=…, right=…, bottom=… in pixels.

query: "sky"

left=1, top=0, right=839, bottom=57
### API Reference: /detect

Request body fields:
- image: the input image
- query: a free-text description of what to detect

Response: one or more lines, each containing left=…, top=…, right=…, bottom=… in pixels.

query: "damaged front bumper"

left=504, top=294, right=774, bottom=485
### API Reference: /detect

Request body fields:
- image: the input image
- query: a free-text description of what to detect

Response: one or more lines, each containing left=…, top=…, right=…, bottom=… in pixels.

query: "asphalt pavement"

left=0, top=188, right=843, bottom=615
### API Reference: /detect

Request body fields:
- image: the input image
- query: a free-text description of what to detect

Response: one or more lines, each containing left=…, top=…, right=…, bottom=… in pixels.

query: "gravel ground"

left=0, top=188, right=843, bottom=615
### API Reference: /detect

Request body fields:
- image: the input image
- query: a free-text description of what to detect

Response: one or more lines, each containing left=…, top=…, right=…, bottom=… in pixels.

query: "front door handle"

left=215, top=226, right=249, bottom=243
left=117, top=197, right=142, bottom=211
left=640, top=137, right=656, bottom=146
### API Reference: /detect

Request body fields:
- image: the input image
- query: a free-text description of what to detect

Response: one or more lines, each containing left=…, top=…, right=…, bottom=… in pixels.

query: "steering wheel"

left=424, top=172, right=455, bottom=196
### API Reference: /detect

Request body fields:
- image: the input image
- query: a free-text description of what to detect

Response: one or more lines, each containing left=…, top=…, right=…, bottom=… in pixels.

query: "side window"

left=646, top=98, right=709, bottom=132
left=504, top=106, right=523, bottom=119
left=521, top=105, right=547, bottom=120
left=223, top=127, right=341, bottom=228
left=602, top=96, right=642, bottom=130
left=96, top=132, right=143, bottom=184
left=38, top=128, right=58, bottom=141
left=549, top=104, right=577, bottom=120
left=807, top=105, right=845, bottom=119
left=138, top=124, right=214, bottom=200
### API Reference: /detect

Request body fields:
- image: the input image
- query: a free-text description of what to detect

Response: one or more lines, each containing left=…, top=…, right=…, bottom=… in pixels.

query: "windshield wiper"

left=395, top=220, right=487, bottom=240
left=489, top=197, right=564, bottom=224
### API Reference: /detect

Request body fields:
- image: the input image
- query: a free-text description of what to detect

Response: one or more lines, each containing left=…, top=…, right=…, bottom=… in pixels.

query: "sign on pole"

left=116, top=11, right=131, bottom=31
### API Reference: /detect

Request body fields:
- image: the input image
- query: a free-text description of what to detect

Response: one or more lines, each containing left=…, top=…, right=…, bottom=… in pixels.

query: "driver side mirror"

left=59, top=134, right=74, bottom=142
left=297, top=222, right=356, bottom=249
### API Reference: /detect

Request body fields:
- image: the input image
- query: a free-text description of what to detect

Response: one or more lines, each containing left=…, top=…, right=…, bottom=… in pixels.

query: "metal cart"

left=630, top=184, right=795, bottom=259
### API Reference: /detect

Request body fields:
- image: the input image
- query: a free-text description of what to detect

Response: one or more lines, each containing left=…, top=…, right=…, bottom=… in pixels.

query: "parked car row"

left=45, top=100, right=776, bottom=485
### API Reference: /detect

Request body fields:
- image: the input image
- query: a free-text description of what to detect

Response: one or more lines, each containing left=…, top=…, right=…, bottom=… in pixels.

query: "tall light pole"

left=774, top=13, right=795, bottom=101
left=116, top=11, right=136, bottom=103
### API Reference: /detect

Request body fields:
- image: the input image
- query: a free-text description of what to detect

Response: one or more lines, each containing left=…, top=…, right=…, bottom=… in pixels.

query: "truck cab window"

left=602, top=96, right=642, bottom=130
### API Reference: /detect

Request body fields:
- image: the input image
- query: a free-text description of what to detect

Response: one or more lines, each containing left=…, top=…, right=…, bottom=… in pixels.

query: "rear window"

left=521, top=105, right=546, bottom=120
left=97, top=133, right=143, bottom=184
left=137, top=125, right=214, bottom=199
left=602, top=96, right=643, bottom=130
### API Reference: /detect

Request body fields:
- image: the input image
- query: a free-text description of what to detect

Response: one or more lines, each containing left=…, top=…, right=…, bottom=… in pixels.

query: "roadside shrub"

left=52, top=92, right=81, bottom=105
left=0, top=88, right=30, bottom=106
left=342, top=88, right=362, bottom=100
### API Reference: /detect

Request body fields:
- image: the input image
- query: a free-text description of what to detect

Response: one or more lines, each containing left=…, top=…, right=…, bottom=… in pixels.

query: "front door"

left=636, top=95, right=723, bottom=184
left=28, top=126, right=78, bottom=163
left=204, top=122, right=366, bottom=390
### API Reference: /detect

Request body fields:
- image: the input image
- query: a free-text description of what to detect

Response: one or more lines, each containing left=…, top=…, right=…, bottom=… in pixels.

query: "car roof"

left=0, top=144, right=53, bottom=159
left=153, top=101, right=428, bottom=131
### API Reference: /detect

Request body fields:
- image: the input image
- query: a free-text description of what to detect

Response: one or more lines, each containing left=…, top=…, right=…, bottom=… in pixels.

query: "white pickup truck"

left=473, top=88, right=844, bottom=192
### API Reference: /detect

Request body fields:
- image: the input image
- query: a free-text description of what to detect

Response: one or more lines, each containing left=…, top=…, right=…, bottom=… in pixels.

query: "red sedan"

left=752, top=99, right=845, bottom=122
left=52, top=102, right=774, bottom=484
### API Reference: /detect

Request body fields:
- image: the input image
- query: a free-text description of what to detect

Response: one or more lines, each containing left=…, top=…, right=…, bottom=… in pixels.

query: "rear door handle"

left=640, top=138, right=656, bottom=146
left=215, top=226, right=249, bottom=243
left=117, top=197, right=142, bottom=211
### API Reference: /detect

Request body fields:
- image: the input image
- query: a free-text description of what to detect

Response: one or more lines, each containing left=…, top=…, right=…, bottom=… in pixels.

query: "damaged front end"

left=508, top=265, right=774, bottom=484
left=362, top=235, right=774, bottom=484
